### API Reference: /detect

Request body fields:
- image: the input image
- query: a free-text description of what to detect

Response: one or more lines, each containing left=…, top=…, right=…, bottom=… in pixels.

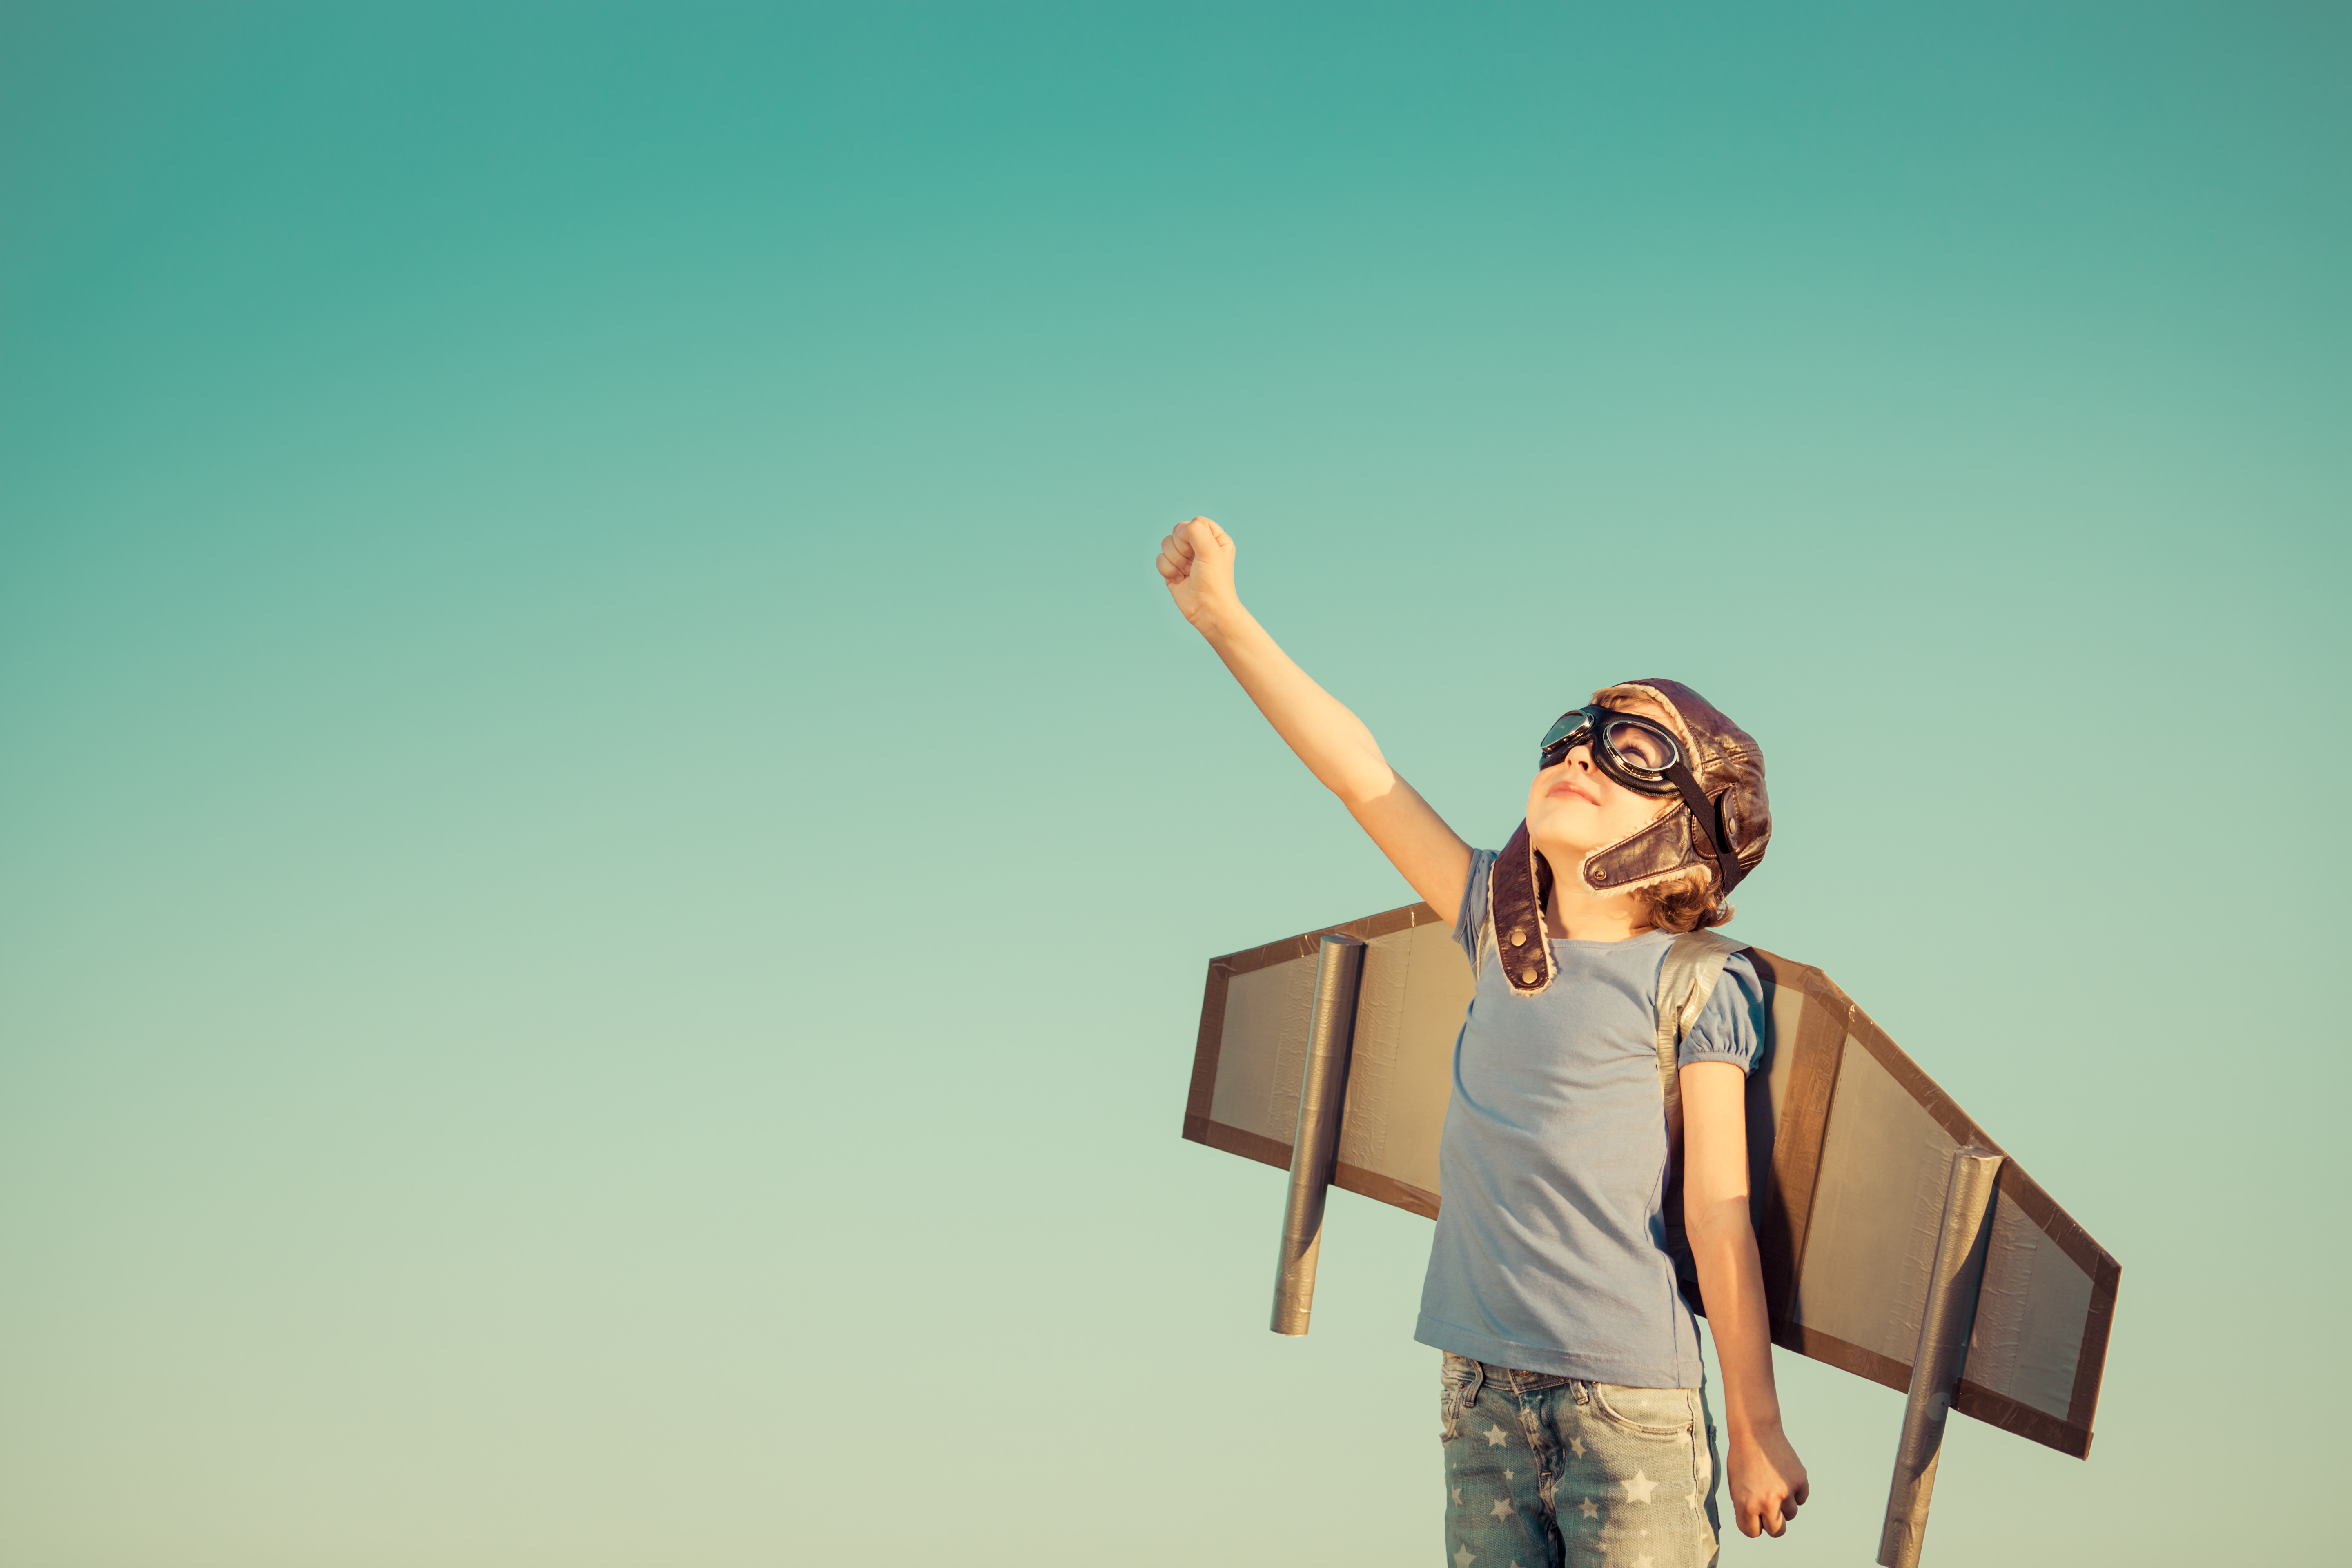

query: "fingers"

left=1156, top=521, right=1200, bottom=579
left=1188, top=517, right=1231, bottom=558
left=1735, top=1490, right=1797, bottom=1539
left=1156, top=522, right=1199, bottom=584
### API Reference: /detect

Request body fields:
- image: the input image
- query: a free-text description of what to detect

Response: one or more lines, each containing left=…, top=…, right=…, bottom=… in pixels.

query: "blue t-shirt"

left=1413, top=847, right=1765, bottom=1388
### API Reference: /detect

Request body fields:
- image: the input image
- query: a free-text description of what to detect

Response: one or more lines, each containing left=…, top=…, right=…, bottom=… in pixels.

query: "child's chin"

left=1527, top=825, right=1600, bottom=861
left=1527, top=803, right=1597, bottom=840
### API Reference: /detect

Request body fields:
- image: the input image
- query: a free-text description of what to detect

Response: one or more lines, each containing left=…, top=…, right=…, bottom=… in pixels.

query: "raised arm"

left=1156, top=518, right=1472, bottom=924
left=1682, top=1059, right=1811, bottom=1540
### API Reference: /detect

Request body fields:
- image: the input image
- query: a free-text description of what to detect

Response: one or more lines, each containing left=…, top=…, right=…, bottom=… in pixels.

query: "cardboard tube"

left=1269, top=935, right=1365, bottom=1336
left=1878, top=1146, right=2005, bottom=1568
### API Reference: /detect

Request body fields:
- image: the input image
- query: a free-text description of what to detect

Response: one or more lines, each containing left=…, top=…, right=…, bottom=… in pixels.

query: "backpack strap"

left=1654, top=928, right=1749, bottom=1141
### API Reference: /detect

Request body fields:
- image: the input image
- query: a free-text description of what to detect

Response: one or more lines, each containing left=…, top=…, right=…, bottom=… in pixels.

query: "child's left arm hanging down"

left=1682, top=1059, right=1812, bottom=1540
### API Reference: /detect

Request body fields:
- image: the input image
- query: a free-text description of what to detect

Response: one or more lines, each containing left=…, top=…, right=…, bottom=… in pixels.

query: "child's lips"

left=1549, top=780, right=1600, bottom=806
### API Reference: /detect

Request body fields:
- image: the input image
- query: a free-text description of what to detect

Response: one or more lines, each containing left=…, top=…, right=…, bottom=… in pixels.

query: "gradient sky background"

left=3, top=4, right=2346, bottom=1565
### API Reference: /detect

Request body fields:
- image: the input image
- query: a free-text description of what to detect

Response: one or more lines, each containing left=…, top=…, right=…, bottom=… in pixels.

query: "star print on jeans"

left=1483, top=1423, right=1509, bottom=1447
left=1489, top=1497, right=1516, bottom=1523
left=1577, top=1498, right=1599, bottom=1521
left=1621, top=1470, right=1659, bottom=1504
left=1453, top=1545, right=1475, bottom=1568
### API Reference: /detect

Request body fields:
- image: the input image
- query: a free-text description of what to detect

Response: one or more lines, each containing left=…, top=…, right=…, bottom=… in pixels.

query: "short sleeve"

left=1675, top=950, right=1766, bottom=1075
left=1450, top=849, right=1499, bottom=976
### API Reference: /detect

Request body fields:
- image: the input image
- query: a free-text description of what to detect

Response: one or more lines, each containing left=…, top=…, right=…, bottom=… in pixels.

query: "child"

left=1157, top=518, right=1808, bottom=1566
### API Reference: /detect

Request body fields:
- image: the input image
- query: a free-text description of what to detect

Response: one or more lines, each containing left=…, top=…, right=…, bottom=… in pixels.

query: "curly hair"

left=1642, top=861, right=1735, bottom=934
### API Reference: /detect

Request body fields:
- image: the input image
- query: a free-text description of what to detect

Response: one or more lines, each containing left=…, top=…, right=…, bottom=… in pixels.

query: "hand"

left=1727, top=1425, right=1809, bottom=1539
left=1156, top=517, right=1238, bottom=632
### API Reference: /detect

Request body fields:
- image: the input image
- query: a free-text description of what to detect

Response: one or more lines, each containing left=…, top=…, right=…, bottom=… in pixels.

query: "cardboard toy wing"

left=1180, top=902, right=2119, bottom=1461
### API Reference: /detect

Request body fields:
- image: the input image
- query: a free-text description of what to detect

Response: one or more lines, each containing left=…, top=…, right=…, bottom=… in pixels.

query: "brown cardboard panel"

left=1182, top=960, right=1232, bottom=1138
left=1788, top=1035, right=1958, bottom=1369
left=1995, top=1156, right=2114, bottom=1282
left=1217, top=902, right=1442, bottom=980
left=1332, top=920, right=1471, bottom=1196
left=1333, top=1160, right=1441, bottom=1220
left=1180, top=906, right=2115, bottom=1460
left=1207, top=954, right=1318, bottom=1147
left=1777, top=1320, right=2095, bottom=1459
left=2069, top=1252, right=2120, bottom=1440
left=1952, top=1380, right=2093, bottom=1460
left=1966, top=1193, right=2093, bottom=1422
left=1186, top=1115, right=1290, bottom=1172
left=1775, top=1319, right=1911, bottom=1393
left=1745, top=951, right=1851, bottom=1325
left=1182, top=905, right=1467, bottom=1199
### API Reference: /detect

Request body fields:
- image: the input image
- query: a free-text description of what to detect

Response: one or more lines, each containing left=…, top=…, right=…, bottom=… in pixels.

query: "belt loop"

left=1570, top=1379, right=1591, bottom=1406
left=1466, top=1360, right=1487, bottom=1405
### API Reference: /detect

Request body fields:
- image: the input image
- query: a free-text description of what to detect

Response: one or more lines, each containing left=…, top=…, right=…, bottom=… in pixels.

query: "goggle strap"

left=1664, top=763, right=1746, bottom=896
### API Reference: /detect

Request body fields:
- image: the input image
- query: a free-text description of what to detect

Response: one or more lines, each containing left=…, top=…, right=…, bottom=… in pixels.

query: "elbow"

left=1683, top=1196, right=1757, bottom=1257
left=1328, top=762, right=1400, bottom=808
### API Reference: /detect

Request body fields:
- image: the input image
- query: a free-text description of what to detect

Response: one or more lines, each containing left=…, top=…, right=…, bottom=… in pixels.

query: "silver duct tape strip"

left=1270, top=935, right=1366, bottom=1337
left=1879, top=1147, right=2005, bottom=1568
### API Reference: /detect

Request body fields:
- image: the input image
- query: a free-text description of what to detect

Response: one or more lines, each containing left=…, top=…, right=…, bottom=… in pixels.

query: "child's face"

left=1523, top=697, right=1679, bottom=858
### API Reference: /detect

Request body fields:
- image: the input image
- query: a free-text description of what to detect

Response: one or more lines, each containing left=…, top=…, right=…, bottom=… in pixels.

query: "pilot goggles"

left=1537, top=706, right=1684, bottom=796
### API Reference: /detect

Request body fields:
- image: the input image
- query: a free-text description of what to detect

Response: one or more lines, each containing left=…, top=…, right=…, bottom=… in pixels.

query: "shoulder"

left=1677, top=944, right=1766, bottom=1071
left=1720, top=947, right=1762, bottom=996
left=1450, top=848, right=1501, bottom=971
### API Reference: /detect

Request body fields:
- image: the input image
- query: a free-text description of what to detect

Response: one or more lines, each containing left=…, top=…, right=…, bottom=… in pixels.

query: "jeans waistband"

left=1479, top=1360, right=1578, bottom=1395
left=1446, top=1351, right=1581, bottom=1402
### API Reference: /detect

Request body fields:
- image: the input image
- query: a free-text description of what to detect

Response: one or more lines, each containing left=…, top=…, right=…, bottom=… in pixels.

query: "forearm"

left=1690, top=1204, right=1786, bottom=1444
left=1189, top=595, right=1395, bottom=806
left=1679, top=1058, right=1808, bottom=1537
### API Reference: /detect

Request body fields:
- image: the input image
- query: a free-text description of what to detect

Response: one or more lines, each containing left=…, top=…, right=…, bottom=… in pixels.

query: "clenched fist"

left=1729, top=1425, right=1811, bottom=1540
left=1156, top=517, right=1238, bottom=633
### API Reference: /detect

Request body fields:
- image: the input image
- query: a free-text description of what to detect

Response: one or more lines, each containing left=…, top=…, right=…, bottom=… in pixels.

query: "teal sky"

left=2, top=5, right=2345, bottom=1564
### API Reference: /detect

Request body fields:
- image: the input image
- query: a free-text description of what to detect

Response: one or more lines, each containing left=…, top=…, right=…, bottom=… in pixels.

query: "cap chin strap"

left=1492, top=822, right=1560, bottom=995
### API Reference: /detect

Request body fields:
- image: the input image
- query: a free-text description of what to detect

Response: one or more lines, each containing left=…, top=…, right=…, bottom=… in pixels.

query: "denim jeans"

left=1439, top=1352, right=1722, bottom=1568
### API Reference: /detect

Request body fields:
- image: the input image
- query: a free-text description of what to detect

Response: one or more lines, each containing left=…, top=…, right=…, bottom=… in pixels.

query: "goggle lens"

left=1538, top=715, right=1591, bottom=760
left=1601, top=718, right=1674, bottom=773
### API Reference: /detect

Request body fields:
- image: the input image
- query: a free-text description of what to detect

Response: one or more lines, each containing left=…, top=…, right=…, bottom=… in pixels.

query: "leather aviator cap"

left=1492, top=678, right=1771, bottom=996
